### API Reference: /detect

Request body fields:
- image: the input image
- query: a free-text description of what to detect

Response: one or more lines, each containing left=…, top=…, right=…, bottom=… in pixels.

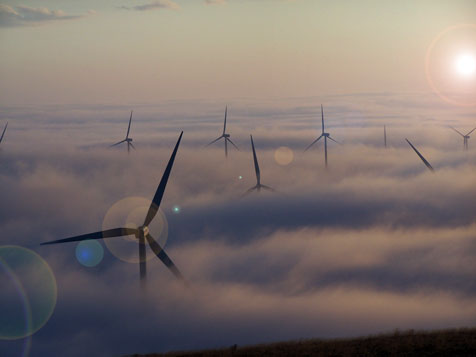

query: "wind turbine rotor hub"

left=323, top=133, right=330, bottom=137
left=224, top=134, right=230, bottom=138
left=139, top=226, right=149, bottom=236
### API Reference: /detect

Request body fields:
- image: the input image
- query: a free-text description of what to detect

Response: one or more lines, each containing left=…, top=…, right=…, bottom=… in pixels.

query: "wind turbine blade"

left=129, top=142, right=136, bottom=150
left=40, top=228, right=138, bottom=245
left=126, top=111, right=133, bottom=139
left=143, top=131, right=183, bottom=227
left=321, top=104, right=325, bottom=134
left=0, top=122, right=7, bottom=143
left=111, top=139, right=126, bottom=147
left=304, top=135, right=323, bottom=152
left=127, top=142, right=130, bottom=153
left=145, top=234, right=184, bottom=281
left=227, top=138, right=240, bottom=151
left=223, top=106, right=227, bottom=135
left=466, top=126, right=476, bottom=136
left=250, top=135, right=261, bottom=185
left=450, top=127, right=465, bottom=137
left=206, top=136, right=223, bottom=147
left=139, top=233, right=146, bottom=283
left=260, top=184, right=275, bottom=192
left=327, top=136, right=341, bottom=144
left=405, top=139, right=434, bottom=172
left=241, top=186, right=257, bottom=198
left=225, top=136, right=228, bottom=157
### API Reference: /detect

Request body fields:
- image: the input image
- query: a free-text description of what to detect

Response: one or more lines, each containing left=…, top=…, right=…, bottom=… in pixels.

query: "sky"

left=1, top=1, right=476, bottom=357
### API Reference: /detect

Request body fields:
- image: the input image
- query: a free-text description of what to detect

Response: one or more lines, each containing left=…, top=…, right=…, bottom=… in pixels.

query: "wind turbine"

left=0, top=122, right=7, bottom=145
left=111, top=111, right=135, bottom=153
left=243, top=135, right=275, bottom=195
left=304, top=105, right=340, bottom=168
left=42, top=132, right=185, bottom=286
left=405, top=138, right=434, bottom=172
left=206, top=106, right=239, bottom=157
left=450, top=126, right=476, bottom=151
left=384, top=125, right=387, bottom=148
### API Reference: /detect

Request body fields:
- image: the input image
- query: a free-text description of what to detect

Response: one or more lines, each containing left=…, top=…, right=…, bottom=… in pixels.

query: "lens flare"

left=455, top=53, right=476, bottom=77
left=173, top=206, right=180, bottom=214
left=425, top=24, right=476, bottom=107
left=274, top=146, right=294, bottom=166
left=0, top=246, right=57, bottom=340
left=75, top=240, right=104, bottom=267
left=102, top=197, right=168, bottom=263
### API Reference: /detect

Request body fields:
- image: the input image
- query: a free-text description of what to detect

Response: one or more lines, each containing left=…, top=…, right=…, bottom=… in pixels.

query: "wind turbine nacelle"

left=126, top=138, right=133, bottom=142
left=323, top=132, right=330, bottom=137
left=139, top=226, right=149, bottom=236
left=224, top=134, right=230, bottom=138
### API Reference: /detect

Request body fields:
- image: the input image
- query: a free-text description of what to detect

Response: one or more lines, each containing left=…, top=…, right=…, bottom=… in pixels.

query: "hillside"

left=130, top=328, right=476, bottom=357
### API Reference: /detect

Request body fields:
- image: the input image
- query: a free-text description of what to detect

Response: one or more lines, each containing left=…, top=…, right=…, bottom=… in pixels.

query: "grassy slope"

left=130, top=328, right=476, bottom=357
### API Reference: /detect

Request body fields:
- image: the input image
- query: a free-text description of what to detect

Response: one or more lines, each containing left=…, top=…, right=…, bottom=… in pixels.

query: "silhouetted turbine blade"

left=241, top=186, right=257, bottom=198
left=328, top=136, right=341, bottom=144
left=466, top=127, right=476, bottom=136
left=139, top=233, right=147, bottom=283
left=321, top=104, right=325, bottom=134
left=227, top=138, right=240, bottom=151
left=126, top=111, right=133, bottom=139
left=129, top=142, right=136, bottom=150
left=145, top=234, right=184, bottom=281
left=260, top=184, right=275, bottom=192
left=0, top=122, right=7, bottom=143
left=111, top=139, right=126, bottom=147
left=450, top=127, right=465, bottom=137
left=143, top=131, right=183, bottom=227
left=304, top=135, right=323, bottom=152
left=250, top=135, right=261, bottom=184
left=40, top=227, right=138, bottom=245
left=405, top=138, right=434, bottom=172
left=206, top=136, right=222, bottom=147
left=223, top=106, right=227, bottom=134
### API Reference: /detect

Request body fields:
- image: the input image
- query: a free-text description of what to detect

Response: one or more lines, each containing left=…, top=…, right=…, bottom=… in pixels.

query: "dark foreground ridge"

left=129, top=328, right=476, bottom=357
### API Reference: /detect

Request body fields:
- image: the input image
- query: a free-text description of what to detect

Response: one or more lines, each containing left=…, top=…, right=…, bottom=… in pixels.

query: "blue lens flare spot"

left=173, top=206, right=180, bottom=214
left=75, top=241, right=104, bottom=267
left=238, top=175, right=243, bottom=180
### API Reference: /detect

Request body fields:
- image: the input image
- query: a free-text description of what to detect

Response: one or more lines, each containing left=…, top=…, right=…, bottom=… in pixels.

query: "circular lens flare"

left=102, top=197, right=168, bottom=264
left=455, top=53, right=476, bottom=77
left=76, top=241, right=104, bottom=267
left=274, top=146, right=294, bottom=166
left=0, top=246, right=57, bottom=340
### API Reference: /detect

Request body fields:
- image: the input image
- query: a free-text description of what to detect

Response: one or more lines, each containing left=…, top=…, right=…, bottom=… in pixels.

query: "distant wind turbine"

left=384, top=125, right=387, bottom=148
left=0, top=122, right=8, bottom=145
left=111, top=111, right=135, bottom=153
left=405, top=138, right=434, bottom=172
left=206, top=106, right=239, bottom=157
left=304, top=105, right=340, bottom=168
left=450, top=126, right=476, bottom=151
left=243, top=135, right=275, bottom=195
left=42, top=132, right=185, bottom=286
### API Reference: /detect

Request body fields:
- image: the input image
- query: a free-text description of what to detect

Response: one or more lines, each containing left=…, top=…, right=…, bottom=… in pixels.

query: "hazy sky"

left=1, top=2, right=476, bottom=357
left=1, top=0, right=476, bottom=105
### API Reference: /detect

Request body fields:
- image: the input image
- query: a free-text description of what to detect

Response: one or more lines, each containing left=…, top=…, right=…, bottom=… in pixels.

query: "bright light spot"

left=76, top=240, right=104, bottom=267
left=173, top=206, right=180, bottom=213
left=238, top=175, right=243, bottom=180
left=274, top=146, right=294, bottom=166
left=455, top=53, right=476, bottom=77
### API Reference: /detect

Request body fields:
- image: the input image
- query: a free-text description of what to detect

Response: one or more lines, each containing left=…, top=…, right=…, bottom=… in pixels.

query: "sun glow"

left=455, top=53, right=476, bottom=77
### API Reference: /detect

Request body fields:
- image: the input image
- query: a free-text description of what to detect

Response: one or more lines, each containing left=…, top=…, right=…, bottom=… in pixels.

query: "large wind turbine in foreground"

left=111, top=111, right=135, bottom=152
left=0, top=122, right=7, bottom=145
left=405, top=138, right=434, bottom=172
left=304, top=105, right=340, bottom=168
left=244, top=135, right=275, bottom=195
left=42, top=132, right=185, bottom=285
left=206, top=106, right=239, bottom=157
left=450, top=126, right=476, bottom=151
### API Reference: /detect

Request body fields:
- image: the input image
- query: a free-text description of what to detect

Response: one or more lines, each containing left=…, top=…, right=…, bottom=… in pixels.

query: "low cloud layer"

left=0, top=4, right=93, bottom=27
left=119, top=0, right=180, bottom=12
left=0, top=93, right=475, bottom=356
